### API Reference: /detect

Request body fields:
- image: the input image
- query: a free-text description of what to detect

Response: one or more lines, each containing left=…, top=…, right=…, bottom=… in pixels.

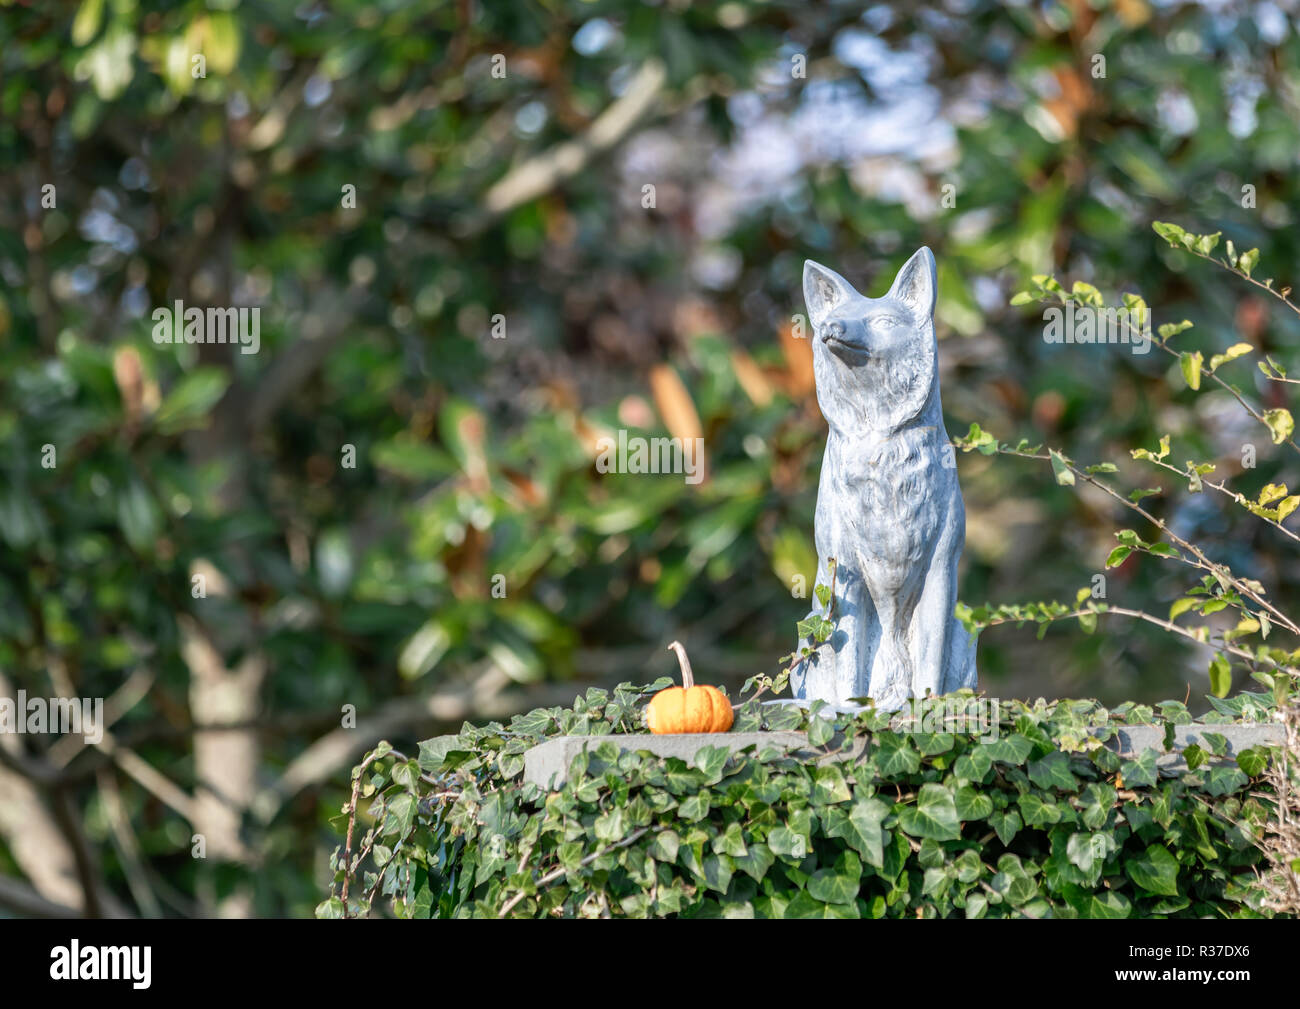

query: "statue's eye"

left=874, top=317, right=901, bottom=329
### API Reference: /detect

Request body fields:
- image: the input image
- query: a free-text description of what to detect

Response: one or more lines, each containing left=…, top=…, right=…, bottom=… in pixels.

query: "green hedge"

left=319, top=682, right=1284, bottom=918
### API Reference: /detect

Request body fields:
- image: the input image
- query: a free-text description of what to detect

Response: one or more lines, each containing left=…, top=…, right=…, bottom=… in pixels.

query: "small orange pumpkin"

left=646, top=641, right=734, bottom=734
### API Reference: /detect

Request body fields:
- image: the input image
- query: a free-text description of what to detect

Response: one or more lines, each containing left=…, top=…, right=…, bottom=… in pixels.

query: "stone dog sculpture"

left=792, top=248, right=977, bottom=710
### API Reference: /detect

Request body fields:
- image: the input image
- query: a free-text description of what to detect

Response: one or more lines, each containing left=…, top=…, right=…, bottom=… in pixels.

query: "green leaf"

left=154, top=368, right=231, bottom=434
left=830, top=797, right=889, bottom=868
left=980, top=733, right=1034, bottom=766
left=1235, top=746, right=1270, bottom=777
left=733, top=842, right=775, bottom=882
left=783, top=890, right=859, bottom=918
left=1105, top=546, right=1132, bottom=568
left=1238, top=247, right=1259, bottom=277
left=417, top=735, right=460, bottom=773
left=1049, top=449, right=1075, bottom=486
left=988, top=809, right=1022, bottom=845
left=873, top=733, right=921, bottom=776
left=766, top=825, right=807, bottom=859
left=1120, top=749, right=1158, bottom=788
left=1208, top=654, right=1232, bottom=699
left=701, top=854, right=733, bottom=893
left=71, top=0, right=104, bottom=46
left=647, top=829, right=680, bottom=863
left=693, top=745, right=729, bottom=781
left=1179, top=351, right=1202, bottom=391
left=1151, top=221, right=1187, bottom=247
left=594, top=807, right=626, bottom=842
left=1263, top=408, right=1295, bottom=445
left=898, top=783, right=961, bottom=841
left=1027, top=752, right=1079, bottom=792
left=1202, top=764, right=1248, bottom=796
left=384, top=794, right=417, bottom=837
left=1064, top=884, right=1131, bottom=918
left=1124, top=843, right=1180, bottom=897
left=811, top=764, right=852, bottom=804
left=1208, top=342, right=1253, bottom=373
left=954, top=785, right=994, bottom=821
left=1195, top=232, right=1221, bottom=255
left=678, top=793, right=711, bottom=821
left=808, top=851, right=861, bottom=904
left=807, top=712, right=834, bottom=747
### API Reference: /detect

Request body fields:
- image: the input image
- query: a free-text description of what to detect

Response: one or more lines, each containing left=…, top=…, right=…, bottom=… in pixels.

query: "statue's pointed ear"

left=887, top=247, right=937, bottom=319
left=803, top=260, right=857, bottom=326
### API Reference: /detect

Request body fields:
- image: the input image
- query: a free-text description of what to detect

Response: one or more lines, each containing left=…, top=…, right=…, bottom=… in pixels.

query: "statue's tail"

left=943, top=618, right=978, bottom=693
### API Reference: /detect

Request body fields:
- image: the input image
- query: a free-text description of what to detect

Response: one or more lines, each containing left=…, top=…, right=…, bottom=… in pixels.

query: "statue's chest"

left=822, top=429, right=945, bottom=568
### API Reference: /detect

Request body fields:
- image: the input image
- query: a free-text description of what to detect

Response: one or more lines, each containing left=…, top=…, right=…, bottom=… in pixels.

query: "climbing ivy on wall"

left=320, top=682, right=1283, bottom=919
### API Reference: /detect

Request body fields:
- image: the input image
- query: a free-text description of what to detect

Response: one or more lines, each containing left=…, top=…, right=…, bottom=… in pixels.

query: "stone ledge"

left=521, top=722, right=1285, bottom=790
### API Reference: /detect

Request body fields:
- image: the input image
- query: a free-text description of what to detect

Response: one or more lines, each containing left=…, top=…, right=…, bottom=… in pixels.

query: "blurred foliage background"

left=0, top=0, right=1298, bottom=917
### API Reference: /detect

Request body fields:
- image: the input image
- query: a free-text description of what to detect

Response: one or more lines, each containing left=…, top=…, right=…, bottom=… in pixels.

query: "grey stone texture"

left=522, top=722, right=1284, bottom=790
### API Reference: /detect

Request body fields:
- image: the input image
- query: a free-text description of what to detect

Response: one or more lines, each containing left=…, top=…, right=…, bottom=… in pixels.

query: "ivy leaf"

left=1063, top=884, right=1131, bottom=918
left=1027, top=752, right=1079, bottom=792
left=1120, top=749, right=1158, bottom=788
left=711, top=821, right=748, bottom=857
left=954, top=784, right=994, bottom=821
left=830, top=797, right=889, bottom=868
left=797, top=614, right=835, bottom=643
left=693, top=745, right=730, bottom=782
left=647, top=829, right=680, bottom=863
left=1202, top=764, right=1249, bottom=797
left=988, top=808, right=1022, bottom=845
left=898, top=783, right=961, bottom=841
left=1236, top=746, right=1269, bottom=777
left=807, top=712, right=834, bottom=747
left=1124, top=843, right=1180, bottom=896
left=732, top=842, right=775, bottom=882
left=767, top=825, right=807, bottom=859
left=783, top=891, right=858, bottom=918
left=873, top=733, right=921, bottom=776
left=678, top=793, right=711, bottom=821
left=980, top=733, right=1034, bottom=766
left=384, top=794, right=417, bottom=838
left=811, top=764, right=852, bottom=804
left=807, top=851, right=862, bottom=904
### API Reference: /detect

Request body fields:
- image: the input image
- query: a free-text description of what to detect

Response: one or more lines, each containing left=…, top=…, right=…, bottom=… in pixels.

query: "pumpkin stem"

left=666, top=640, right=694, bottom=689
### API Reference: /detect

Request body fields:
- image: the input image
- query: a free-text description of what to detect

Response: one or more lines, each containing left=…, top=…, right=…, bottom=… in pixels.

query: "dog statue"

left=792, top=247, right=977, bottom=710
